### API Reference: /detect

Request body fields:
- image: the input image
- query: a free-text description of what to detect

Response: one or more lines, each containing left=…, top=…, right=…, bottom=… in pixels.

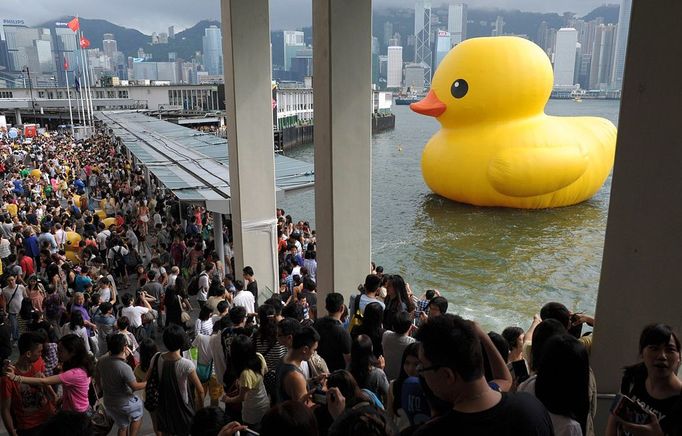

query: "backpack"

left=347, top=294, right=363, bottom=331
left=187, top=272, right=206, bottom=296
left=111, top=247, right=126, bottom=269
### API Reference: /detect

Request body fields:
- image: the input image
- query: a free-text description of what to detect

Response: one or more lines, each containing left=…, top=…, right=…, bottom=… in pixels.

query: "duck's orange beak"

left=410, top=90, right=446, bottom=117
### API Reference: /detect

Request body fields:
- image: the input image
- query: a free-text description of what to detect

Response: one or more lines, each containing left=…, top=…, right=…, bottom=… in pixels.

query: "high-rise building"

left=491, top=16, right=505, bottom=36
left=168, top=26, right=175, bottom=39
left=553, top=28, right=578, bottom=87
left=53, top=26, right=78, bottom=86
left=202, top=25, right=223, bottom=76
left=589, top=24, right=617, bottom=89
left=414, top=0, right=432, bottom=88
left=387, top=45, right=403, bottom=89
left=611, top=0, right=632, bottom=89
left=434, top=30, right=451, bottom=70
left=159, top=33, right=168, bottom=44
left=103, top=33, right=117, bottom=62
left=448, top=3, right=467, bottom=47
left=283, top=30, right=305, bottom=71
left=383, top=22, right=393, bottom=46
left=404, top=63, right=426, bottom=92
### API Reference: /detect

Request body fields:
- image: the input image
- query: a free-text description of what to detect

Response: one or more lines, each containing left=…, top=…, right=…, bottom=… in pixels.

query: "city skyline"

left=1, top=0, right=617, bottom=34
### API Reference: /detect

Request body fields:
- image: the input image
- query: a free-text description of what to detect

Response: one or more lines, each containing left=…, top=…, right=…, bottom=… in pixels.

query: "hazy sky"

left=0, top=0, right=616, bottom=33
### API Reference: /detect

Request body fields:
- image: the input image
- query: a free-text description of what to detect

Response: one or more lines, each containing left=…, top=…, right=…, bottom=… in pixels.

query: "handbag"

left=179, top=296, right=191, bottom=325
left=196, top=361, right=213, bottom=384
left=144, top=352, right=162, bottom=412
left=90, top=382, right=114, bottom=436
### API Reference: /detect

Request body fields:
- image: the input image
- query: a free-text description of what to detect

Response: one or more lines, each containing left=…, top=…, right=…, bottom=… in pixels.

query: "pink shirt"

left=58, top=368, right=90, bottom=412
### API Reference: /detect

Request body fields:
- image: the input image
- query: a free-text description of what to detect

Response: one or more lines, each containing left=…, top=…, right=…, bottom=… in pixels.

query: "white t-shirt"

left=121, top=305, right=150, bottom=328
left=359, top=294, right=385, bottom=313
left=209, top=333, right=226, bottom=385
left=192, top=333, right=213, bottom=366
left=197, top=272, right=210, bottom=302
left=232, top=290, right=255, bottom=314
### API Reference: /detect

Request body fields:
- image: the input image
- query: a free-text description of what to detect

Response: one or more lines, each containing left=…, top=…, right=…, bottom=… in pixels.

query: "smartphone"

left=610, top=393, right=651, bottom=424
left=511, top=359, right=529, bottom=384
left=312, top=388, right=327, bottom=405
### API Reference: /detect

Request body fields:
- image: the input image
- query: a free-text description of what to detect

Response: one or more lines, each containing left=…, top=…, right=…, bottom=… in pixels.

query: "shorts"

left=105, top=395, right=144, bottom=428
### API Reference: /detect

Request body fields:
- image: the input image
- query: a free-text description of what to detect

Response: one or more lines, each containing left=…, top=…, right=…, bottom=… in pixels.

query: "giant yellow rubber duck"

left=410, top=36, right=617, bottom=208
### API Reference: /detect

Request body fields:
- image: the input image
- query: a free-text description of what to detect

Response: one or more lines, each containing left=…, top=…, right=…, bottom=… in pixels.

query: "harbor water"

left=279, top=100, right=621, bottom=332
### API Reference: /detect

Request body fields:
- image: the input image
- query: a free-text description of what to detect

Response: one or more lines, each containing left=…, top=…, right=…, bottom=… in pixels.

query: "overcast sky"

left=0, top=0, right=616, bottom=33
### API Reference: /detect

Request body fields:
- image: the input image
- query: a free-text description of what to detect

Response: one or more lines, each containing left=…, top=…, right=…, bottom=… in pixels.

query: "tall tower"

left=414, top=0, right=432, bottom=88
left=202, top=25, right=223, bottom=75
left=387, top=46, right=403, bottom=89
left=448, top=3, right=467, bottom=47
left=611, top=0, right=632, bottom=89
left=553, top=28, right=578, bottom=87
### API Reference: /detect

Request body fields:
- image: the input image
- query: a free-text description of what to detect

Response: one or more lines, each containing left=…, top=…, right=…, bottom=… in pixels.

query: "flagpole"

left=83, top=41, right=95, bottom=127
left=78, top=28, right=92, bottom=128
left=64, top=63, right=74, bottom=136
left=76, top=70, right=85, bottom=128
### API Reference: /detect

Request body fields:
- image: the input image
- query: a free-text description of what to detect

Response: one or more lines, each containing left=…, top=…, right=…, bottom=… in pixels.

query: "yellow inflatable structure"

left=64, top=231, right=82, bottom=263
left=410, top=36, right=617, bottom=208
left=94, top=209, right=107, bottom=220
left=30, top=169, right=41, bottom=180
left=102, top=217, right=117, bottom=229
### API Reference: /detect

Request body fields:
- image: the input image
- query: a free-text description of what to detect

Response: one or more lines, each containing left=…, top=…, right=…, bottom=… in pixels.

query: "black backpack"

left=187, top=273, right=203, bottom=296
left=111, top=247, right=126, bottom=269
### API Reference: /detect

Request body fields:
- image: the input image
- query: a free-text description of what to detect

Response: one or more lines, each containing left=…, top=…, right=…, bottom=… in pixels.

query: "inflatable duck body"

left=411, top=36, right=617, bottom=208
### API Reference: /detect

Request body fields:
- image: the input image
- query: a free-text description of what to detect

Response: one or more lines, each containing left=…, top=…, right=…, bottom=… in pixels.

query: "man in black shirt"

left=414, top=314, right=554, bottom=436
left=243, top=266, right=258, bottom=306
left=313, top=292, right=351, bottom=372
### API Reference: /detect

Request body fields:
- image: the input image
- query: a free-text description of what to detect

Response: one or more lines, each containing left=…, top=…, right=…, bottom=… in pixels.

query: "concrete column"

left=221, top=0, right=278, bottom=295
left=591, top=1, right=682, bottom=433
left=143, top=166, right=151, bottom=196
left=213, top=212, right=226, bottom=277
left=314, top=0, right=372, bottom=302
left=14, top=109, right=22, bottom=126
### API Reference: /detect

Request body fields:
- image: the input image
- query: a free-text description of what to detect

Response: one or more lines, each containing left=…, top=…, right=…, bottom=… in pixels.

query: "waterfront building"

left=491, top=16, right=505, bottom=36
left=553, top=28, right=578, bottom=88
left=386, top=45, right=403, bottom=89
left=202, top=25, right=223, bottom=76
left=283, top=30, right=305, bottom=71
left=414, top=0, right=432, bottom=88
left=434, top=30, right=451, bottom=70
left=589, top=24, right=617, bottom=90
left=611, top=0, right=632, bottom=90
left=448, top=3, right=467, bottom=47
left=404, top=62, right=425, bottom=93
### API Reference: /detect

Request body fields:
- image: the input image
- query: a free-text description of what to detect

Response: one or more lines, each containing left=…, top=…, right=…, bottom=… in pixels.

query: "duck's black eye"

left=451, top=79, right=468, bottom=98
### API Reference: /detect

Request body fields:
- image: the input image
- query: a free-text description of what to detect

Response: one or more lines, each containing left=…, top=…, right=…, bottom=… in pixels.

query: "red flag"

left=67, top=17, right=80, bottom=32
left=79, top=35, right=90, bottom=49
left=63, top=57, right=69, bottom=70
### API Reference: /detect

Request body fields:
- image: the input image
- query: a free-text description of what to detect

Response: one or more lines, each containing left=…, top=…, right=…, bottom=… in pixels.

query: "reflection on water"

left=279, top=99, right=620, bottom=332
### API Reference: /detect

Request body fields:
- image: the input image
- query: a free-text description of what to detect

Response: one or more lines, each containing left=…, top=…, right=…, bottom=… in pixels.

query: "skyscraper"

left=202, top=25, right=223, bottom=75
left=448, top=3, right=467, bottom=47
left=491, top=16, right=505, bottom=36
left=414, top=0, right=432, bottom=88
left=611, top=0, right=632, bottom=89
left=283, top=30, right=305, bottom=71
left=434, top=30, right=451, bottom=70
left=553, top=28, right=578, bottom=87
left=387, top=45, right=403, bottom=89
left=103, top=33, right=117, bottom=61
left=589, top=24, right=617, bottom=89
left=168, top=26, right=175, bottom=39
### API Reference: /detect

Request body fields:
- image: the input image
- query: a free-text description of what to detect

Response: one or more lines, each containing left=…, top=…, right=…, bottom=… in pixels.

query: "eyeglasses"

left=416, top=363, right=443, bottom=374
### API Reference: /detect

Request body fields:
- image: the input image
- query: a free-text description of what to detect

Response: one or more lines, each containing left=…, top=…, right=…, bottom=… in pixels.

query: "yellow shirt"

left=5, top=203, right=17, bottom=217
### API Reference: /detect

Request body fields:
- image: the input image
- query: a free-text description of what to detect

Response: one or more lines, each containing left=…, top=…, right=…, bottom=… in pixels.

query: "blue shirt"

left=74, top=274, right=92, bottom=293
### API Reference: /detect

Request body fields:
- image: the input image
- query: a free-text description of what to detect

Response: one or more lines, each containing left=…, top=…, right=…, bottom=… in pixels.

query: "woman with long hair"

left=350, top=302, right=385, bottom=359
left=223, top=335, right=270, bottom=427
left=387, top=343, right=431, bottom=430
left=348, top=334, right=389, bottom=404
left=7, top=333, right=95, bottom=412
left=383, top=275, right=415, bottom=332
left=26, top=275, right=46, bottom=313
left=254, top=304, right=288, bottom=399
left=607, top=324, right=681, bottom=436
left=535, top=335, right=590, bottom=436
left=165, top=276, right=191, bottom=329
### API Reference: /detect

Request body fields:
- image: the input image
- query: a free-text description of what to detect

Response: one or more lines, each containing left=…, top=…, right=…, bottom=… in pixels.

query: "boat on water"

left=394, top=96, right=421, bottom=105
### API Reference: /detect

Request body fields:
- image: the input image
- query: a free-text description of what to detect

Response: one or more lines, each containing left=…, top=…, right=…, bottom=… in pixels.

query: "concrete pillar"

left=213, top=212, right=226, bottom=277
left=221, top=0, right=278, bottom=295
left=314, top=0, right=372, bottom=302
left=143, top=166, right=151, bottom=196
left=591, top=1, right=682, bottom=433
left=14, top=109, right=22, bottom=126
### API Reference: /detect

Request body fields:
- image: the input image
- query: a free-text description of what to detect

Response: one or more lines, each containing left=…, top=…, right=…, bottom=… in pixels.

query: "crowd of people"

left=0, top=129, right=680, bottom=436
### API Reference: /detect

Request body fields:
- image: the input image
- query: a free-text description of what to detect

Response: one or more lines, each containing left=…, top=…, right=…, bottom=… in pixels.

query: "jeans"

left=8, top=313, right=18, bottom=341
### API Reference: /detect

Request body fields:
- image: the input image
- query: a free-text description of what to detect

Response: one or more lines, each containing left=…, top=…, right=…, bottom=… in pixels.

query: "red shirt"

left=19, top=256, right=34, bottom=277
left=0, top=360, right=54, bottom=430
